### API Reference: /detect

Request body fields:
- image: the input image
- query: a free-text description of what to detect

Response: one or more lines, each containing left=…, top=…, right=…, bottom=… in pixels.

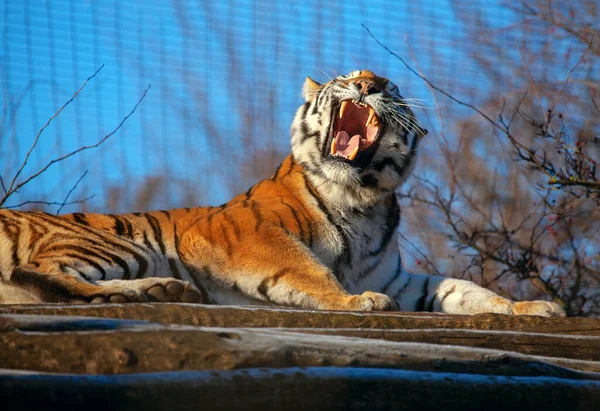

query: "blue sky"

left=2, top=0, right=512, bottom=212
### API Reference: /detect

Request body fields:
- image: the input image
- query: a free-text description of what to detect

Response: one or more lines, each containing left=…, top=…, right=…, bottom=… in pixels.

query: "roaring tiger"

left=0, top=70, right=565, bottom=316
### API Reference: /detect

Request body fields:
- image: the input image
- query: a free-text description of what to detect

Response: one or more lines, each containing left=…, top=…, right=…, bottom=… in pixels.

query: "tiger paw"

left=486, top=296, right=565, bottom=317
left=512, top=300, right=566, bottom=317
left=91, top=278, right=203, bottom=304
left=344, top=291, right=394, bottom=312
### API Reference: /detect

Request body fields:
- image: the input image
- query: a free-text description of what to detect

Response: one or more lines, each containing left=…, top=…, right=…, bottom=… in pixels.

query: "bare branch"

left=362, top=24, right=502, bottom=132
left=3, top=65, right=104, bottom=198
left=56, top=170, right=89, bottom=215
left=3, top=195, right=95, bottom=210
left=0, top=83, right=151, bottom=208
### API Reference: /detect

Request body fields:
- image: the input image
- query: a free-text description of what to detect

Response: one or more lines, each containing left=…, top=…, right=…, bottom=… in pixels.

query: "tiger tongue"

left=335, top=131, right=360, bottom=156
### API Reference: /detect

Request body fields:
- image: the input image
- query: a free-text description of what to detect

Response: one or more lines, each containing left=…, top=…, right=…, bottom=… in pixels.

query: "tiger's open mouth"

left=327, top=100, right=381, bottom=164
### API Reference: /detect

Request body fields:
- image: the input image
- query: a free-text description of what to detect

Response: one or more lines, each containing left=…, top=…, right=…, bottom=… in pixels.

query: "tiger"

left=0, top=70, right=565, bottom=317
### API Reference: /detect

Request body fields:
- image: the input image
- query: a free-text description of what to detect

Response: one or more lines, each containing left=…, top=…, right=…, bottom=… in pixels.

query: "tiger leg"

left=9, top=264, right=202, bottom=304
left=216, top=233, right=393, bottom=311
left=389, top=271, right=565, bottom=317
left=252, top=267, right=393, bottom=311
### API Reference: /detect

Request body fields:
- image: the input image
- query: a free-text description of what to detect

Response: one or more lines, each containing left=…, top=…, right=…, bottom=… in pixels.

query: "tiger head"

left=291, top=70, right=427, bottom=199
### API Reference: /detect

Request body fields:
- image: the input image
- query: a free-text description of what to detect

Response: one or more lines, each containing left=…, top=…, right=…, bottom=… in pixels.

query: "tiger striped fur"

left=0, top=70, right=565, bottom=316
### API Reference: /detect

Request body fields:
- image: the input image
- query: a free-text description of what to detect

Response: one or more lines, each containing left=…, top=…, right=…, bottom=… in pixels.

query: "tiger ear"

left=302, top=76, right=322, bottom=102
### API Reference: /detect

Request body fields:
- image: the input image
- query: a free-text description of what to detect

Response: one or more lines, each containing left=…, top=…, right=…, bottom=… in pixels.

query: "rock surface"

left=1, top=303, right=600, bottom=410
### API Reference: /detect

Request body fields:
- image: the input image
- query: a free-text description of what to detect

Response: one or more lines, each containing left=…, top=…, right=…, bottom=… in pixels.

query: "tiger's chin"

left=319, top=160, right=362, bottom=188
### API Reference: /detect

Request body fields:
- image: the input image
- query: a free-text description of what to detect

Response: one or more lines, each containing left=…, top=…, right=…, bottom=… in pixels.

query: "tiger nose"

left=353, top=79, right=378, bottom=95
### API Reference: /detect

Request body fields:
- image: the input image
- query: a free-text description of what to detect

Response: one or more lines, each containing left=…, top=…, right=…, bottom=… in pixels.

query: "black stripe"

left=249, top=201, right=263, bottom=232
left=245, top=185, right=255, bottom=199
left=356, top=259, right=381, bottom=280
left=45, top=244, right=113, bottom=266
left=188, top=267, right=210, bottom=304
left=112, top=215, right=126, bottom=237
left=302, top=174, right=350, bottom=264
left=134, top=254, right=149, bottom=279
left=46, top=243, right=132, bottom=280
left=220, top=222, right=233, bottom=256
left=269, top=210, right=286, bottom=229
left=31, top=212, right=149, bottom=280
left=373, top=157, right=398, bottom=173
left=168, top=258, right=182, bottom=280
left=311, top=91, right=321, bottom=114
left=301, top=101, right=310, bottom=116
left=270, top=161, right=284, bottom=180
left=144, top=214, right=167, bottom=255
left=141, top=231, right=154, bottom=253
left=381, top=257, right=403, bottom=294
left=84, top=244, right=133, bottom=280
left=168, top=224, right=185, bottom=282
left=5, top=221, right=21, bottom=268
left=301, top=131, right=320, bottom=145
left=257, top=269, right=289, bottom=301
left=281, top=199, right=306, bottom=242
left=361, top=174, right=379, bottom=188
left=27, top=219, right=47, bottom=250
left=415, top=277, right=430, bottom=312
left=222, top=211, right=241, bottom=241
left=71, top=213, right=89, bottom=226
left=371, top=155, right=407, bottom=179
left=300, top=119, right=310, bottom=140
left=63, top=253, right=108, bottom=280
left=369, top=198, right=400, bottom=257
left=393, top=274, right=412, bottom=301
left=425, top=290, right=436, bottom=312
left=32, top=212, right=147, bottom=252
left=123, top=218, right=135, bottom=239
left=283, top=156, right=295, bottom=177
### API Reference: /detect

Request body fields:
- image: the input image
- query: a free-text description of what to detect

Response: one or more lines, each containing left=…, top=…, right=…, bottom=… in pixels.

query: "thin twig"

left=593, top=98, right=600, bottom=114
left=518, top=47, right=545, bottom=121
left=364, top=24, right=554, bottom=180
left=362, top=24, right=502, bottom=132
left=397, top=231, right=443, bottom=276
left=0, top=84, right=151, bottom=208
left=56, top=170, right=89, bottom=215
left=4, top=65, right=104, bottom=198
left=3, top=196, right=95, bottom=210
left=550, top=38, right=593, bottom=112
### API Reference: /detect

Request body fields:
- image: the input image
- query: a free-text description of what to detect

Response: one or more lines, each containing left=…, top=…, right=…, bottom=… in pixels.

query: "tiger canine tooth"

left=339, top=101, right=348, bottom=118
left=348, top=145, right=359, bottom=161
left=331, top=137, right=337, bottom=156
left=366, top=108, right=375, bottom=126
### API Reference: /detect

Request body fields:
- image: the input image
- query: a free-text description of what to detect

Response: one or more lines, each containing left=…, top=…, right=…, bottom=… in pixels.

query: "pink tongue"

left=335, top=131, right=360, bottom=156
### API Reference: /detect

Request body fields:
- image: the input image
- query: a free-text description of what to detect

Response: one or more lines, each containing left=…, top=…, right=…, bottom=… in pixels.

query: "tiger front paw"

left=92, top=278, right=203, bottom=304
left=343, top=291, right=394, bottom=312
left=512, top=300, right=566, bottom=317
left=487, top=296, right=565, bottom=317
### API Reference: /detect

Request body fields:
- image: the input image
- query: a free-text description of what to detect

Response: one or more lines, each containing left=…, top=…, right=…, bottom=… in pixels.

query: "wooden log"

left=1, top=367, right=600, bottom=411
left=1, top=303, right=599, bottom=335
left=1, top=314, right=600, bottom=375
